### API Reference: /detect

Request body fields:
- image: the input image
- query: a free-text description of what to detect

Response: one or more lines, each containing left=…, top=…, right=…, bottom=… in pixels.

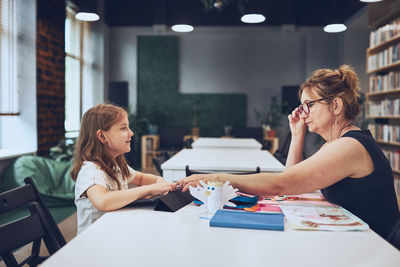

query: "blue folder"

left=210, top=209, right=284, bottom=231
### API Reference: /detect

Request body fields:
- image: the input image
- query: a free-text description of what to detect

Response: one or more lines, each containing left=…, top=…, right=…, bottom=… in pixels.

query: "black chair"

left=158, top=127, right=188, bottom=154
left=0, top=177, right=66, bottom=266
left=185, top=165, right=260, bottom=177
left=387, top=218, right=400, bottom=250
left=231, top=127, right=263, bottom=141
left=152, top=158, right=163, bottom=176
left=0, top=202, right=61, bottom=267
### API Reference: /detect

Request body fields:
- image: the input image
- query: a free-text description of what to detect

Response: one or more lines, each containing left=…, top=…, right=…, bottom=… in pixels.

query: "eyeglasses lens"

left=301, top=103, right=310, bottom=114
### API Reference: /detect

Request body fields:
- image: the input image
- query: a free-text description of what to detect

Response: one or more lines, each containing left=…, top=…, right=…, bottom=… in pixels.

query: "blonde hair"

left=70, top=104, right=130, bottom=189
left=300, top=64, right=361, bottom=121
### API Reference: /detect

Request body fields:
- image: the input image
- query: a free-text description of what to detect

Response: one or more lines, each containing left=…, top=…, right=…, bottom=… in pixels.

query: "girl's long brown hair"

left=70, top=104, right=131, bottom=189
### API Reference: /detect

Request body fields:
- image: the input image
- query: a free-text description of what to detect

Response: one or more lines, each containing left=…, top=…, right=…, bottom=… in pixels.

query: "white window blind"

left=65, top=8, right=82, bottom=134
left=0, top=0, right=18, bottom=115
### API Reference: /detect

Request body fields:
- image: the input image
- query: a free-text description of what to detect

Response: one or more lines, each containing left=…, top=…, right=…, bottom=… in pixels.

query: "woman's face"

left=300, top=89, right=333, bottom=136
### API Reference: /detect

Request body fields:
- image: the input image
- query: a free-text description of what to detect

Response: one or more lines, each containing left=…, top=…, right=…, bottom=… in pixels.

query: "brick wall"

left=36, top=0, right=66, bottom=156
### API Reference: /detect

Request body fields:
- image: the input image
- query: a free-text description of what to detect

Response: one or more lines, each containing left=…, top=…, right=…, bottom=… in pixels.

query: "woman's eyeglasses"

left=299, top=97, right=332, bottom=114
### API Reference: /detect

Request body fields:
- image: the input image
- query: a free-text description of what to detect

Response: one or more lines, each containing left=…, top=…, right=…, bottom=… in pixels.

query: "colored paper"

left=210, top=209, right=284, bottom=231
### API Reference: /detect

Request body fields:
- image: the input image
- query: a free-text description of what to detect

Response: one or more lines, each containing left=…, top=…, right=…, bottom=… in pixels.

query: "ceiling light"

left=75, top=12, right=99, bottom=22
left=241, top=14, right=265, bottom=24
left=359, top=0, right=382, bottom=2
left=323, top=23, right=347, bottom=33
left=171, top=24, right=194, bottom=33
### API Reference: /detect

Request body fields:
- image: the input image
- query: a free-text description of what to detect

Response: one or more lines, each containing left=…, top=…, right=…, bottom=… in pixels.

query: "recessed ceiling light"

left=359, top=0, right=382, bottom=2
left=323, top=23, right=347, bottom=33
left=75, top=12, right=99, bottom=22
left=171, top=24, right=194, bottom=33
left=241, top=14, right=266, bottom=24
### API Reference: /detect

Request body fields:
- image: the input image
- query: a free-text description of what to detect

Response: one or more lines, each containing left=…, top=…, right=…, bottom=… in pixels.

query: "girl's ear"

left=96, top=130, right=107, bottom=144
left=333, top=97, right=343, bottom=116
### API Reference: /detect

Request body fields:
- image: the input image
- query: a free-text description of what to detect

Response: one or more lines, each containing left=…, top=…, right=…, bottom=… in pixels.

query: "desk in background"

left=161, top=148, right=285, bottom=182
left=41, top=204, right=400, bottom=267
left=191, top=137, right=262, bottom=150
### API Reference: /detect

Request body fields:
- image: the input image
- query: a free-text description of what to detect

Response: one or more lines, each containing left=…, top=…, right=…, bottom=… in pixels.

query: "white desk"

left=42, top=204, right=400, bottom=267
left=161, top=148, right=285, bottom=182
left=191, top=137, right=262, bottom=150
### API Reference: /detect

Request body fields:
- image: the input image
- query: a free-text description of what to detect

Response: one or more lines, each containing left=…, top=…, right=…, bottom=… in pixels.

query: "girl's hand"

left=155, top=175, right=166, bottom=183
left=148, top=181, right=175, bottom=196
left=288, top=106, right=306, bottom=137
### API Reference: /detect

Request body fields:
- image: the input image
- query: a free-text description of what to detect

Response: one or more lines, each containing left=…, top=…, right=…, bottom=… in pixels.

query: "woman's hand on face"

left=288, top=106, right=306, bottom=137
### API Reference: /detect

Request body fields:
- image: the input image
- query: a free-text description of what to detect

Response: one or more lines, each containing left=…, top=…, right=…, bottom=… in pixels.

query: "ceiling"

left=103, top=0, right=366, bottom=27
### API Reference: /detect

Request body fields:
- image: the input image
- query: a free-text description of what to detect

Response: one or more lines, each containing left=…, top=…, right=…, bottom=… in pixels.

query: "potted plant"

left=147, top=109, right=167, bottom=135
left=254, top=96, right=282, bottom=138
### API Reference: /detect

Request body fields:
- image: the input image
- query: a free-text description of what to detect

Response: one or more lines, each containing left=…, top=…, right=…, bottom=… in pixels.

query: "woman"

left=179, top=65, right=399, bottom=238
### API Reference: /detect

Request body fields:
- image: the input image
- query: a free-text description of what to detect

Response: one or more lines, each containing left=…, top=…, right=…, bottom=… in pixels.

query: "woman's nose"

left=299, top=110, right=308, bottom=119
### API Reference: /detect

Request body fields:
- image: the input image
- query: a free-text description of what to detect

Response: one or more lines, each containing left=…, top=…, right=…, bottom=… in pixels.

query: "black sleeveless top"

left=321, top=130, right=399, bottom=238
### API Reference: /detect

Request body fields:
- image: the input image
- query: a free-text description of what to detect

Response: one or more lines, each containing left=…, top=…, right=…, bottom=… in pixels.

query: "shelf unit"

left=141, top=135, right=160, bottom=171
left=366, top=9, right=400, bottom=205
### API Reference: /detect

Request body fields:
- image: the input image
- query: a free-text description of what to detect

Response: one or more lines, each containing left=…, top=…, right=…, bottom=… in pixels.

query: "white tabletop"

left=191, top=137, right=262, bottom=150
left=42, top=204, right=400, bottom=267
left=161, top=148, right=285, bottom=182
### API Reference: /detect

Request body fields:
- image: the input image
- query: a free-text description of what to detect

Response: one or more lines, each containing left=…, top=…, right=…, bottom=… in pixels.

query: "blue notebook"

left=210, top=209, right=284, bottom=231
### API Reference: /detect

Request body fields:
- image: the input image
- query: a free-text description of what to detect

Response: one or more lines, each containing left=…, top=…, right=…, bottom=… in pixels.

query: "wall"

left=0, top=0, right=37, bottom=152
left=82, top=0, right=108, bottom=114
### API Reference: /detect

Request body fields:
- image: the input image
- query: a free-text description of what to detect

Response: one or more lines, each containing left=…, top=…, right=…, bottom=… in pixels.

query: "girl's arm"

left=180, top=137, right=373, bottom=196
left=86, top=181, right=174, bottom=212
left=131, top=171, right=165, bottom=186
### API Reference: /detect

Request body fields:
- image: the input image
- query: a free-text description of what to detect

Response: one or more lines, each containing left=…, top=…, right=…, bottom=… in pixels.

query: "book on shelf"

left=369, top=70, right=400, bottom=93
left=369, top=17, right=400, bottom=48
left=146, top=137, right=154, bottom=151
left=209, top=209, right=284, bottom=231
left=368, top=43, right=400, bottom=72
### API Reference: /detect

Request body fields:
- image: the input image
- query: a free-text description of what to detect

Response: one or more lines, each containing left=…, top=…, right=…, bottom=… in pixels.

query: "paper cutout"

left=189, top=181, right=238, bottom=213
left=279, top=203, right=369, bottom=231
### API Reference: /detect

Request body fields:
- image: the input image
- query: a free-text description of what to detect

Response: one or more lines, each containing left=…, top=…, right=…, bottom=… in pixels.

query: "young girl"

left=71, top=104, right=175, bottom=234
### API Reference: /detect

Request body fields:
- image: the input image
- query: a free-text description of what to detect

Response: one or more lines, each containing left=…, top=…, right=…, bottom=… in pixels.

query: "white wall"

left=0, top=0, right=37, bottom=152
left=82, top=0, right=108, bottom=114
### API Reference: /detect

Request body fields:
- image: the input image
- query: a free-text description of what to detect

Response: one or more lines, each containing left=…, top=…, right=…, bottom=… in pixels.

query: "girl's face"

left=300, top=90, right=333, bottom=136
left=102, top=114, right=134, bottom=159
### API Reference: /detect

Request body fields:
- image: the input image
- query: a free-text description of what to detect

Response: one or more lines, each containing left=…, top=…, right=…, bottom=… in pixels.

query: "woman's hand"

left=288, top=106, right=306, bottom=137
left=177, top=173, right=230, bottom=192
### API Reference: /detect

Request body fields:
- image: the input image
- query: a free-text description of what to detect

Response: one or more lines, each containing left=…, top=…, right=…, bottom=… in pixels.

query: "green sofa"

left=0, top=155, right=76, bottom=225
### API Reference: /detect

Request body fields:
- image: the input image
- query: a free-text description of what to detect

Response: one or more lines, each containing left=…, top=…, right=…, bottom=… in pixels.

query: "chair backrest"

left=185, top=165, right=260, bottom=177
left=0, top=202, right=61, bottom=266
left=23, top=177, right=66, bottom=247
left=0, top=177, right=66, bottom=266
left=387, top=218, right=400, bottom=250
left=152, top=158, right=163, bottom=176
left=231, top=127, right=263, bottom=141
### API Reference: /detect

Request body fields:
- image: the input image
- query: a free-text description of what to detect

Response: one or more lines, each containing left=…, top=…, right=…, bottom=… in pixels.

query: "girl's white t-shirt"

left=74, top=161, right=136, bottom=234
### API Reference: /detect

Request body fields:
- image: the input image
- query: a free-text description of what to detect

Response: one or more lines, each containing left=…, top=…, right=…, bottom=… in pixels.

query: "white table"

left=191, top=137, right=262, bottom=150
left=161, top=148, right=285, bottom=182
left=41, top=204, right=400, bottom=267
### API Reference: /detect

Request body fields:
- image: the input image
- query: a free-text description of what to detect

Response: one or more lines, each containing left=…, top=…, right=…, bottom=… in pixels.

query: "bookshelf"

left=141, top=135, right=160, bottom=171
left=366, top=6, right=400, bottom=205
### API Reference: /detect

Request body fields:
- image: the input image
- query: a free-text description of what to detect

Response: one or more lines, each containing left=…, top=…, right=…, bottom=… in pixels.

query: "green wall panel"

left=137, top=36, right=247, bottom=137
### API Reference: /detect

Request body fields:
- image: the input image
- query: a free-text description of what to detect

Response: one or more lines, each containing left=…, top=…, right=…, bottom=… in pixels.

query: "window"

left=65, top=7, right=82, bottom=136
left=0, top=0, right=17, bottom=115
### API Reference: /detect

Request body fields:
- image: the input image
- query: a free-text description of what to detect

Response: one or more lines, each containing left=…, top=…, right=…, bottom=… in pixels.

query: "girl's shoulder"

left=77, top=161, right=107, bottom=179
